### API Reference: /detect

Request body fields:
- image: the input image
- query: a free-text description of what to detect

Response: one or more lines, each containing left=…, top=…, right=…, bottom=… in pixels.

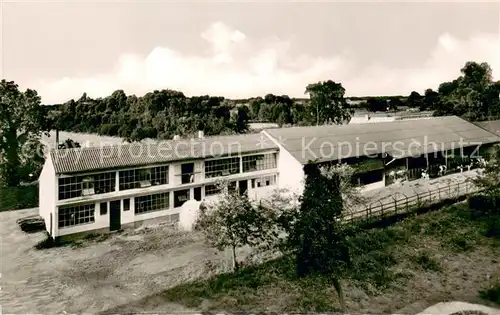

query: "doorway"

left=109, top=200, right=121, bottom=231
left=194, top=187, right=202, bottom=201
left=238, top=180, right=248, bottom=195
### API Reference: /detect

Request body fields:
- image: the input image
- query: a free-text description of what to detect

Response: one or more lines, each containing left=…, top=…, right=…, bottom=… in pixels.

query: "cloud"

left=32, top=22, right=499, bottom=104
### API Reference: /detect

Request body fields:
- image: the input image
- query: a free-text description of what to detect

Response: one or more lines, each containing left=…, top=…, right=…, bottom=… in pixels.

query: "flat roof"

left=264, top=116, right=500, bottom=164
left=51, top=133, right=278, bottom=174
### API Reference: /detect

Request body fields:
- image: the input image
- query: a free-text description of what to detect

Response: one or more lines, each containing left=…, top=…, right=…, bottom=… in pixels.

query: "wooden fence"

left=343, top=179, right=480, bottom=223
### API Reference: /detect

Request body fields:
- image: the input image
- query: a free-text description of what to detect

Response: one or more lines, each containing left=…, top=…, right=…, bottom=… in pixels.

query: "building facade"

left=39, top=133, right=280, bottom=238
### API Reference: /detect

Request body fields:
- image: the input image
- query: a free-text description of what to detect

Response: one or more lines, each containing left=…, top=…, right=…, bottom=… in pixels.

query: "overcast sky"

left=1, top=1, right=499, bottom=104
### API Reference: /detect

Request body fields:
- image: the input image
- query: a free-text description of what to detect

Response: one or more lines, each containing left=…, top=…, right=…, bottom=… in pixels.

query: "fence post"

left=393, top=196, right=397, bottom=215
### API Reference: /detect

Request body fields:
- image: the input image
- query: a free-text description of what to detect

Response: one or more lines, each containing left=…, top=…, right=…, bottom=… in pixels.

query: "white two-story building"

left=39, top=132, right=279, bottom=238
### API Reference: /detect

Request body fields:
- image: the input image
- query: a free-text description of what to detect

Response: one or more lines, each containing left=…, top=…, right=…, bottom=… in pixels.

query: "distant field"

left=41, top=126, right=277, bottom=148
left=248, top=122, right=279, bottom=130
left=41, top=130, right=125, bottom=149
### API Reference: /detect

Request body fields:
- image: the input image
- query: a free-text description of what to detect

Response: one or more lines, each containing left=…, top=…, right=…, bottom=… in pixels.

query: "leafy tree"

left=285, top=163, right=350, bottom=310
left=407, top=91, right=423, bottom=108
left=387, top=97, right=403, bottom=111
left=0, top=80, right=47, bottom=187
left=305, top=80, right=353, bottom=125
left=248, top=97, right=264, bottom=120
left=474, top=144, right=500, bottom=196
left=423, top=88, right=440, bottom=111
left=195, top=180, right=278, bottom=271
left=436, top=61, right=495, bottom=120
left=320, top=163, right=367, bottom=214
left=58, top=138, right=81, bottom=150
left=232, top=105, right=250, bottom=133
left=365, top=97, right=387, bottom=112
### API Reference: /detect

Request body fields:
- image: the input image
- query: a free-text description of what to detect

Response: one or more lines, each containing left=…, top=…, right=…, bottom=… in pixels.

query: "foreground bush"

left=479, top=282, right=500, bottom=305
left=468, top=194, right=500, bottom=217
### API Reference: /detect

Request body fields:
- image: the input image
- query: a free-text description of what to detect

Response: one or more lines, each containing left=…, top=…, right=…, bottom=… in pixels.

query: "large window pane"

left=58, top=172, right=115, bottom=200
left=58, top=203, right=95, bottom=228
left=242, top=154, right=277, bottom=172
left=204, top=157, right=240, bottom=178
left=119, top=165, right=169, bottom=190
left=134, top=192, right=170, bottom=214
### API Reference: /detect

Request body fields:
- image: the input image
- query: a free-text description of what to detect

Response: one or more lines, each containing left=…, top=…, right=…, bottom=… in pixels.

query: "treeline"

left=45, top=91, right=251, bottom=142
left=44, top=61, right=500, bottom=144
left=358, top=62, right=500, bottom=118
left=44, top=81, right=350, bottom=142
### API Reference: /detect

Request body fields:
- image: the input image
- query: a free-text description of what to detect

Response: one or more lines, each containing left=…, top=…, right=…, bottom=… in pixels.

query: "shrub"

left=446, top=233, right=474, bottom=252
left=479, top=282, right=500, bottom=305
left=468, top=194, right=497, bottom=217
left=0, top=184, right=39, bottom=211
left=468, top=194, right=500, bottom=218
left=485, top=217, right=500, bottom=239
left=412, top=251, right=442, bottom=272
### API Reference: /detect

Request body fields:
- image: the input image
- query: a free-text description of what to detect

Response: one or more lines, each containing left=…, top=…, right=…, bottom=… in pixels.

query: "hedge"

left=0, top=184, right=39, bottom=212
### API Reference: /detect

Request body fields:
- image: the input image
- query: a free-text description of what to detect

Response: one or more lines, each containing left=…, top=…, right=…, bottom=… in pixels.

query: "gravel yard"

left=0, top=208, right=251, bottom=314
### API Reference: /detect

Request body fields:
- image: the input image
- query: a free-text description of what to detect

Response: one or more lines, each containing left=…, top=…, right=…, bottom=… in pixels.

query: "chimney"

left=173, top=135, right=180, bottom=140
left=197, top=130, right=204, bottom=139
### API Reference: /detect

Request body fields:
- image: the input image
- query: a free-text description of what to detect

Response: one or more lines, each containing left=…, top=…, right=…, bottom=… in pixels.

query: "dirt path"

left=0, top=208, right=244, bottom=314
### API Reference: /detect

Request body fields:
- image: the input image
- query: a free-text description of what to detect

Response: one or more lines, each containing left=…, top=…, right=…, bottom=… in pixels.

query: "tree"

left=58, top=138, right=81, bottom=150
left=0, top=80, right=47, bottom=187
left=231, top=105, right=250, bottom=133
left=285, top=163, right=350, bottom=310
left=387, top=97, right=403, bottom=111
left=436, top=61, right=495, bottom=120
left=474, top=144, right=500, bottom=196
left=423, top=89, right=440, bottom=111
left=305, top=80, right=353, bottom=125
left=365, top=97, right=387, bottom=112
left=407, top=91, right=423, bottom=108
left=320, top=163, right=367, bottom=214
left=195, top=180, right=278, bottom=271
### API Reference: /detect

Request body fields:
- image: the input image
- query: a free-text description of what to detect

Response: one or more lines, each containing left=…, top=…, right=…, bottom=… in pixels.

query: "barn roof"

left=264, top=116, right=500, bottom=164
left=50, top=133, right=278, bottom=174
left=473, top=120, right=500, bottom=136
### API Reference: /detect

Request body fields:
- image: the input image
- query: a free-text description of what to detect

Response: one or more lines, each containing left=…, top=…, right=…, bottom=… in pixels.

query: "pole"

left=316, top=102, right=319, bottom=126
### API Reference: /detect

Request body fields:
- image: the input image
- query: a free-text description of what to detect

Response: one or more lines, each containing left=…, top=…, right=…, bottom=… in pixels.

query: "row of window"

left=58, top=175, right=278, bottom=228
left=204, top=154, right=277, bottom=178
left=204, top=175, right=277, bottom=197
left=58, top=154, right=278, bottom=200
